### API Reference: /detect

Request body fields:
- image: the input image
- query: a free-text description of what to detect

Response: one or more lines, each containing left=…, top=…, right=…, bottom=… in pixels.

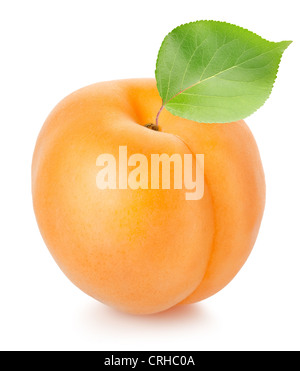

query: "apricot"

left=32, top=78, right=265, bottom=314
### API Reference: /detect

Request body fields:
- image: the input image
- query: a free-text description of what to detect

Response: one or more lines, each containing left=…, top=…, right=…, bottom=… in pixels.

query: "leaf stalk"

left=155, top=104, right=164, bottom=128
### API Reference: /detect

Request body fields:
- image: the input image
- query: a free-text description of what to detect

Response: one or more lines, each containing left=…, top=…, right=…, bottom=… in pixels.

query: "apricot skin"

left=32, top=78, right=265, bottom=314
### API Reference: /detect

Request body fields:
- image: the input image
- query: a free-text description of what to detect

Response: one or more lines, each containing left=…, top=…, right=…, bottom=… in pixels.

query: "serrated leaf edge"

left=155, top=20, right=292, bottom=123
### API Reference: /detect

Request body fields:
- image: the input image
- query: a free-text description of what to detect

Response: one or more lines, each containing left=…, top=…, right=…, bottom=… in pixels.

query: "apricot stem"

left=155, top=104, right=164, bottom=127
left=144, top=104, right=164, bottom=131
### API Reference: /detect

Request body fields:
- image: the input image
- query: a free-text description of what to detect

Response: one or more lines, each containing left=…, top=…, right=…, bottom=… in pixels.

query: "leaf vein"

left=164, top=33, right=190, bottom=102
left=179, top=37, right=208, bottom=91
left=167, top=43, right=284, bottom=104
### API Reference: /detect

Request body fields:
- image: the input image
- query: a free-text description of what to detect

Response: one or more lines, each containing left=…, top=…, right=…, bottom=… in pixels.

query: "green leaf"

left=155, top=21, right=292, bottom=123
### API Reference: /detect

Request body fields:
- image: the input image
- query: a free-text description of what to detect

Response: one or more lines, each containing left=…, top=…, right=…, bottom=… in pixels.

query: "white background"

left=0, top=0, right=299, bottom=351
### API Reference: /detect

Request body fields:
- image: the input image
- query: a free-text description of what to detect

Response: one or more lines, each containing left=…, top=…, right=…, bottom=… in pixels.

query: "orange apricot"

left=32, top=78, right=265, bottom=314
